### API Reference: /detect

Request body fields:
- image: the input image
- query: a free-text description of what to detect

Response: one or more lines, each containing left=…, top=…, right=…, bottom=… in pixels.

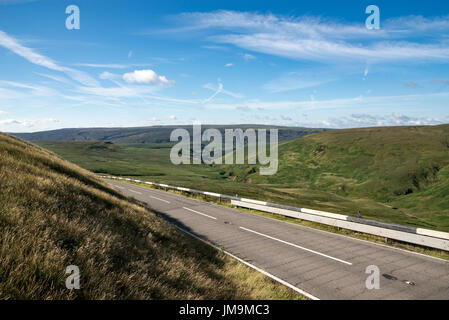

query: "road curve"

left=107, top=180, right=449, bottom=300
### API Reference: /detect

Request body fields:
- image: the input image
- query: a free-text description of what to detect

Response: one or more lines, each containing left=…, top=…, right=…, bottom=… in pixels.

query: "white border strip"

left=183, top=207, right=217, bottom=220
left=240, top=227, right=352, bottom=266
left=150, top=195, right=170, bottom=204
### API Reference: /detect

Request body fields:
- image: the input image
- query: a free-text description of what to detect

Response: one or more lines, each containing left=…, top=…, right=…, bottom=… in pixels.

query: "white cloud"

left=0, top=30, right=99, bottom=86
left=76, top=63, right=129, bottom=69
left=99, top=71, right=119, bottom=80
left=168, top=115, right=177, bottom=120
left=0, top=119, right=21, bottom=125
left=243, top=53, right=255, bottom=60
left=315, top=113, right=443, bottom=128
left=280, top=115, right=292, bottom=121
left=122, top=69, right=174, bottom=85
left=0, top=118, right=59, bottom=128
left=128, top=50, right=133, bottom=59
left=224, top=63, right=234, bottom=67
left=364, top=66, right=369, bottom=78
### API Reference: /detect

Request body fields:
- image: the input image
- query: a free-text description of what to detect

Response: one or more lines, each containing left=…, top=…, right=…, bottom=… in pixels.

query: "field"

left=36, top=124, right=449, bottom=233
left=0, top=132, right=301, bottom=299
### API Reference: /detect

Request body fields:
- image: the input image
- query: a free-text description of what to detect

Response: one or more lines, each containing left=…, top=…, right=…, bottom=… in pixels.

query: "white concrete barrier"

left=204, top=192, right=222, bottom=198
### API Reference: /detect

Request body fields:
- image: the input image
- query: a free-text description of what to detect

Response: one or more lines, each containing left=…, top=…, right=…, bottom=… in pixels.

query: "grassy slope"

left=0, top=133, right=300, bottom=300
left=36, top=124, right=449, bottom=232
left=226, top=125, right=449, bottom=230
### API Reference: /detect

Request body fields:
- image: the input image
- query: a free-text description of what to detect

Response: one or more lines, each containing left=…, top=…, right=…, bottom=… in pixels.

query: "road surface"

left=107, top=180, right=449, bottom=300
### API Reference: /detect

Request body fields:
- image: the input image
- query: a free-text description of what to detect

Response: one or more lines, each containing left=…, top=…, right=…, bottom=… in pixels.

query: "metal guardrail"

left=231, top=200, right=449, bottom=252
left=102, top=175, right=449, bottom=251
left=102, top=175, right=239, bottom=201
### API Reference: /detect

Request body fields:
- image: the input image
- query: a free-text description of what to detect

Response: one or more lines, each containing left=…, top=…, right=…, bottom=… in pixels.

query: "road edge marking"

left=150, top=195, right=170, bottom=204
left=183, top=207, right=217, bottom=220
left=173, top=225, right=319, bottom=300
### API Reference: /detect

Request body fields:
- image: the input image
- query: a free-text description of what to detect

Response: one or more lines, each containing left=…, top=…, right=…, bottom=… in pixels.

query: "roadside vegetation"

left=0, top=132, right=302, bottom=300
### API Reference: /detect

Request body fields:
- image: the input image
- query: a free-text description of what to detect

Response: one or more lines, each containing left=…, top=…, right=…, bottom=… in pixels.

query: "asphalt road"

left=107, top=180, right=449, bottom=300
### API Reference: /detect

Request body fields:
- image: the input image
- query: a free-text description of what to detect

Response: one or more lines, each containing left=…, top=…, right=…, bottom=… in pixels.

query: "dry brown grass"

left=0, top=132, right=301, bottom=300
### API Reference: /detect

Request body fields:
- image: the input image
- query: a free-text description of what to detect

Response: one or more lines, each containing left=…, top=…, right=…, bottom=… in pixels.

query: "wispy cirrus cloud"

left=169, top=11, right=449, bottom=63
left=203, top=82, right=243, bottom=102
left=0, top=117, right=59, bottom=128
left=205, top=91, right=449, bottom=112
left=75, top=63, right=130, bottom=69
left=34, top=72, right=71, bottom=85
left=0, top=0, right=37, bottom=5
left=263, top=71, right=333, bottom=93
left=0, top=80, right=60, bottom=97
left=0, top=30, right=99, bottom=86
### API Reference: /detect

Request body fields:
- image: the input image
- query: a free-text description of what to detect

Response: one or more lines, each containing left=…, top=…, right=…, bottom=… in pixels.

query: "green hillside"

left=0, top=132, right=300, bottom=300
left=223, top=124, right=449, bottom=230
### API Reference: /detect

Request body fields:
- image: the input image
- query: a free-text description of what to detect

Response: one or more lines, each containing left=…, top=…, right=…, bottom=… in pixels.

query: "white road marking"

left=150, top=195, right=170, bottom=204
left=115, top=185, right=125, bottom=190
left=239, top=226, right=353, bottom=266
left=128, top=189, right=142, bottom=195
left=183, top=207, right=217, bottom=220
left=173, top=225, right=319, bottom=300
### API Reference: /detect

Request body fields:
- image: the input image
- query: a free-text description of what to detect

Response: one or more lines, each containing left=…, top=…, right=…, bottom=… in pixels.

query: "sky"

left=1, top=0, right=449, bottom=132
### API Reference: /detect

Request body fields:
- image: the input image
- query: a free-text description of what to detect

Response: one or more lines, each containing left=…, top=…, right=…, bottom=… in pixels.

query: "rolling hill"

left=222, top=124, right=449, bottom=230
left=0, top=132, right=300, bottom=299
left=11, top=125, right=326, bottom=144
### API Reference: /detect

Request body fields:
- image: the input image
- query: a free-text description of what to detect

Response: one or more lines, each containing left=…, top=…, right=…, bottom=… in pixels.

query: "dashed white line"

left=239, top=226, right=353, bottom=266
left=128, top=189, right=142, bottom=195
left=150, top=195, right=170, bottom=204
left=183, top=207, right=217, bottom=220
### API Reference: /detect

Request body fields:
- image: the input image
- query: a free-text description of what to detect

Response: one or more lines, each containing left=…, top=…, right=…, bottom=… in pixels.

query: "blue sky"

left=1, top=0, right=449, bottom=132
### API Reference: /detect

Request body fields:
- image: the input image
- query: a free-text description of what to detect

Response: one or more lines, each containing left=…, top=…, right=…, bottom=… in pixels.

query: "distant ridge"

left=10, top=125, right=327, bottom=144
